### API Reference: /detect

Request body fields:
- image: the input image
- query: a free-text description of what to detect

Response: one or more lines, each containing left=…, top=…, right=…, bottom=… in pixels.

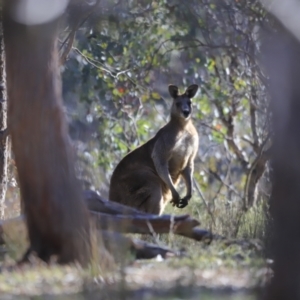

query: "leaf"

left=151, top=92, right=161, bottom=100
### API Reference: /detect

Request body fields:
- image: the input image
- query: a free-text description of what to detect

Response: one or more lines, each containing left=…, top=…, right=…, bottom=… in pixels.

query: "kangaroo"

left=109, top=84, right=199, bottom=215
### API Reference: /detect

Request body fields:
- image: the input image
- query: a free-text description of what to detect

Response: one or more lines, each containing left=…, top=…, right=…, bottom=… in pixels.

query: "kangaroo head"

left=168, top=84, right=198, bottom=121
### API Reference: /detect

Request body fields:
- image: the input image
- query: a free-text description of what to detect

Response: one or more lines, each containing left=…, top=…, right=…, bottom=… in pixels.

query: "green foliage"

left=61, top=0, right=270, bottom=236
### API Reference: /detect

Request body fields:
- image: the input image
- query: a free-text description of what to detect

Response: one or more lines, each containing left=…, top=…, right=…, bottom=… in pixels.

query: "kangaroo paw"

left=176, top=197, right=189, bottom=208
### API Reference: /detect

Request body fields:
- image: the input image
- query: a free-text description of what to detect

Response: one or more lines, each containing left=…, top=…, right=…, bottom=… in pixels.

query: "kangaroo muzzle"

left=182, top=109, right=190, bottom=118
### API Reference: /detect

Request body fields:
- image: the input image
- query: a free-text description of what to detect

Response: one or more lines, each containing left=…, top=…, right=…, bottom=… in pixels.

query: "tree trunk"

left=262, top=22, right=300, bottom=300
left=0, top=7, right=8, bottom=219
left=2, top=1, right=90, bottom=265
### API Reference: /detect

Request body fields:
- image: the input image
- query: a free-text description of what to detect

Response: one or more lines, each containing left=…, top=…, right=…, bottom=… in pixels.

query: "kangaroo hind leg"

left=136, top=183, right=164, bottom=215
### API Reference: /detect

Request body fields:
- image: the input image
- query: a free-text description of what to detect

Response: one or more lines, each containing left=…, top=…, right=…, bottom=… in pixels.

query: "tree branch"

left=212, top=99, right=249, bottom=169
left=60, top=0, right=101, bottom=65
left=250, top=86, right=259, bottom=153
left=244, top=135, right=271, bottom=209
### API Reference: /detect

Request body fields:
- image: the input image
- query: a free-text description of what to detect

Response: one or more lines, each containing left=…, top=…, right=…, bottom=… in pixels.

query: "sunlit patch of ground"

left=0, top=264, right=84, bottom=296
left=125, top=262, right=269, bottom=290
left=0, top=242, right=271, bottom=299
left=0, top=180, right=270, bottom=299
left=124, top=241, right=270, bottom=292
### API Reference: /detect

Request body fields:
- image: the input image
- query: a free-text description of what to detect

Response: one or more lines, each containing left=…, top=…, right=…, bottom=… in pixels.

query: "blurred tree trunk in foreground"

left=262, top=21, right=300, bottom=300
left=2, top=1, right=90, bottom=265
left=0, top=7, right=8, bottom=219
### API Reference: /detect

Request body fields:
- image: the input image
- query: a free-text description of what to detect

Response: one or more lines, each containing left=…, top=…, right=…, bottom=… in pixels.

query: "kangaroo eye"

left=187, top=101, right=191, bottom=106
left=176, top=102, right=181, bottom=107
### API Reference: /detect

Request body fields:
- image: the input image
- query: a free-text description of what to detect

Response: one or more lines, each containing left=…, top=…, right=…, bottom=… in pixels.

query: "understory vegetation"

left=0, top=0, right=277, bottom=298
left=61, top=0, right=271, bottom=239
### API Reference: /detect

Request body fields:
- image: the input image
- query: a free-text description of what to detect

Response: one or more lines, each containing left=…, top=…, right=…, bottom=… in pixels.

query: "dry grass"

left=0, top=209, right=270, bottom=298
left=0, top=264, right=84, bottom=296
left=0, top=177, right=270, bottom=299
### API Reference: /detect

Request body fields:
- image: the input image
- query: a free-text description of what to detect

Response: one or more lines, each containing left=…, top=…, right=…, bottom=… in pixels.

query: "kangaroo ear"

left=185, top=84, right=199, bottom=98
left=168, top=85, right=179, bottom=98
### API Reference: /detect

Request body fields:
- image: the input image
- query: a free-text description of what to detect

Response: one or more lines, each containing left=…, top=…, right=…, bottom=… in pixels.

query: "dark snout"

left=182, top=109, right=190, bottom=118
left=181, top=102, right=191, bottom=118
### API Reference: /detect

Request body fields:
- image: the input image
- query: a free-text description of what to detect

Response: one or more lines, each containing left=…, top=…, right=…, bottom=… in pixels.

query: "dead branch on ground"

left=0, top=190, right=212, bottom=261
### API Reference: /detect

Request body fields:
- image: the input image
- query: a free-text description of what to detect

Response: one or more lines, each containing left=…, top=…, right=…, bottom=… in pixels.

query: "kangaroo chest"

left=168, top=131, right=198, bottom=171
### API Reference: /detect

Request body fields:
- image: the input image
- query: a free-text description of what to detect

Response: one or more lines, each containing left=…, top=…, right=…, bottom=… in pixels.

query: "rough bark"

left=2, top=2, right=90, bottom=265
left=0, top=7, right=8, bottom=219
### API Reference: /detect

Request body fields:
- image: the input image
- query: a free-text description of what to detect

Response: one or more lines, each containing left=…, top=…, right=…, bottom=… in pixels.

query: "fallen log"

left=90, top=211, right=199, bottom=233
left=177, top=228, right=213, bottom=243
left=83, top=190, right=146, bottom=216
left=0, top=211, right=211, bottom=250
left=84, top=190, right=212, bottom=242
left=0, top=190, right=212, bottom=261
left=0, top=216, right=178, bottom=260
left=100, top=230, right=177, bottom=260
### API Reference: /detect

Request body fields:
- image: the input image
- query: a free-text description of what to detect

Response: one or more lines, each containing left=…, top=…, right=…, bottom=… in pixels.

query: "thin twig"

left=193, top=179, right=216, bottom=227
